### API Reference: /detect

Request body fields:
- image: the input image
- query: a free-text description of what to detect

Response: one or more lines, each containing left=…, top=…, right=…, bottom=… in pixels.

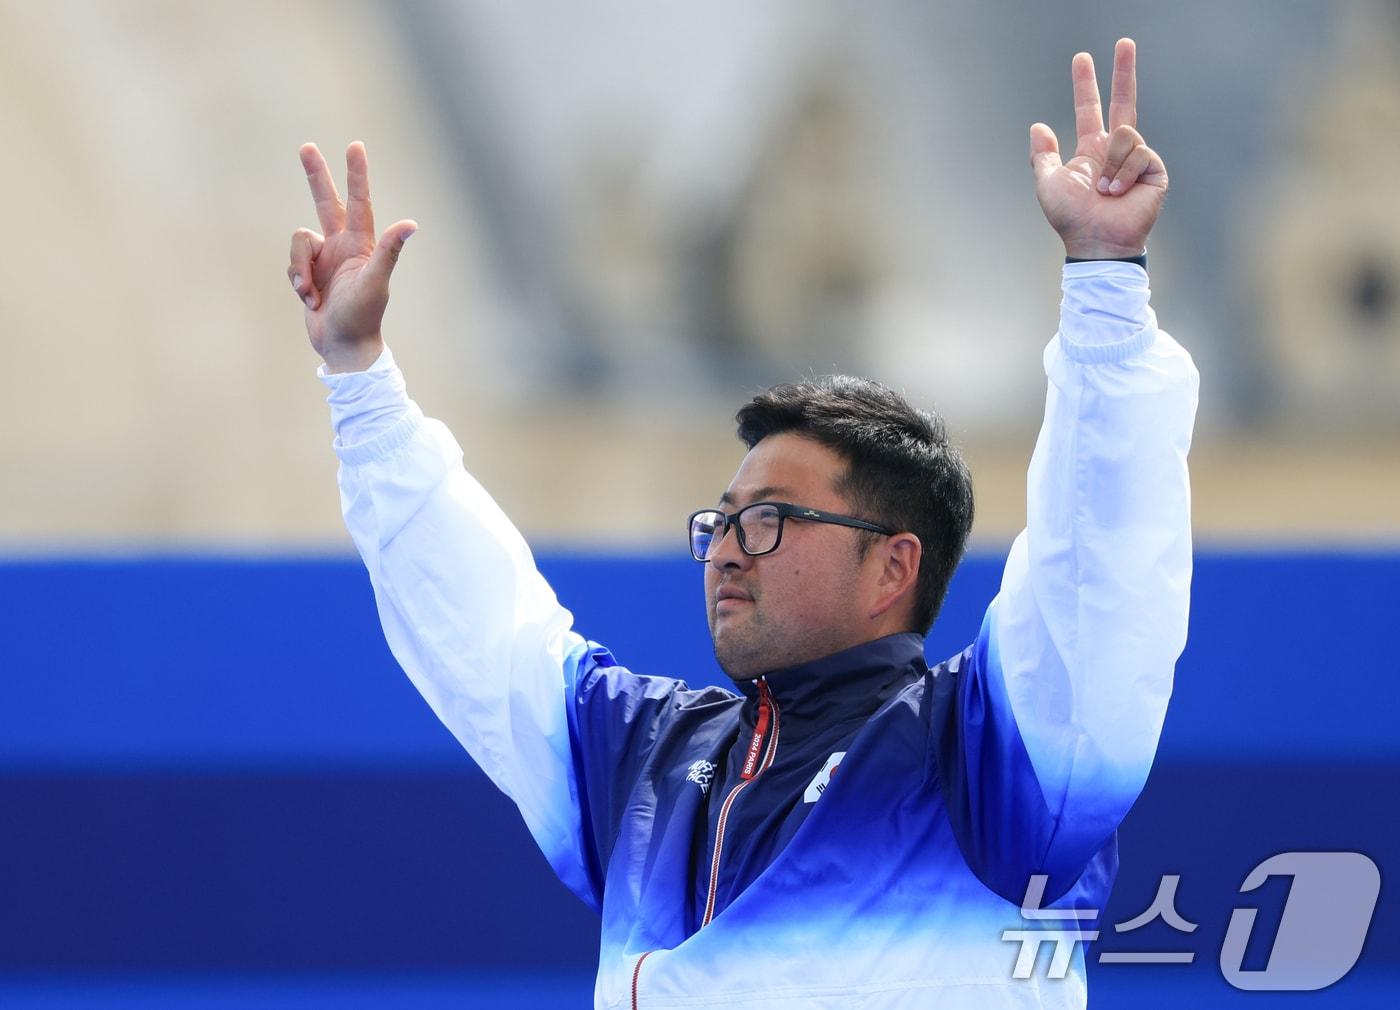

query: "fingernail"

left=292, top=273, right=303, bottom=290
left=1108, top=179, right=1124, bottom=194
left=1096, top=176, right=1110, bottom=193
left=303, top=295, right=315, bottom=309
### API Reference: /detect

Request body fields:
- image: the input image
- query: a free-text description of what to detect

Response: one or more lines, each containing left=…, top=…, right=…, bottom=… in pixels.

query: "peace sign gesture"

left=1030, top=39, right=1168, bottom=260
left=288, top=142, right=418, bottom=373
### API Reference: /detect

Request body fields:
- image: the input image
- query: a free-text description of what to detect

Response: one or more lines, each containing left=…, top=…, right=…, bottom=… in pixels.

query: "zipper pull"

left=740, top=677, right=772, bottom=779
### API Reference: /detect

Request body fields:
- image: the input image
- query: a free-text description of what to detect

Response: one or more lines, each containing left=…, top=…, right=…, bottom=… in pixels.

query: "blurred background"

left=1, top=1, right=1397, bottom=1007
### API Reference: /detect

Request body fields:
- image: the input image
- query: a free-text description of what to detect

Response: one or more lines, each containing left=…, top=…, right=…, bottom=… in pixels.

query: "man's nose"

left=709, top=524, right=752, bottom=569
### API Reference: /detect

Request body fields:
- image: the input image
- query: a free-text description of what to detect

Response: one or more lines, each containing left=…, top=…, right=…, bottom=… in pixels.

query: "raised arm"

left=936, top=41, right=1198, bottom=903
left=286, top=145, right=601, bottom=903
left=286, top=145, right=702, bottom=911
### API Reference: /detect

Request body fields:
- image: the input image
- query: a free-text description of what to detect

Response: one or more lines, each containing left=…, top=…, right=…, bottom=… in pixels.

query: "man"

left=288, top=39, right=1197, bottom=1010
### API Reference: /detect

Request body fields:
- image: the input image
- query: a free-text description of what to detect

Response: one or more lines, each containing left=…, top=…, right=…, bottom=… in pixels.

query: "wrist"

left=1061, top=240, right=1148, bottom=261
left=321, top=336, right=385, bottom=375
left=1066, top=252, right=1147, bottom=269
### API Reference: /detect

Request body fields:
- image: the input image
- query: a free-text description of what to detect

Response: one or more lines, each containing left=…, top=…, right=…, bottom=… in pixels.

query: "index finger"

left=1108, top=38, right=1137, bottom=132
left=299, top=142, right=346, bottom=235
left=1072, top=51, right=1104, bottom=141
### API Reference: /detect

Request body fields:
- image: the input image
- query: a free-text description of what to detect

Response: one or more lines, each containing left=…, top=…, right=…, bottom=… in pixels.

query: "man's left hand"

left=1030, top=38, right=1167, bottom=260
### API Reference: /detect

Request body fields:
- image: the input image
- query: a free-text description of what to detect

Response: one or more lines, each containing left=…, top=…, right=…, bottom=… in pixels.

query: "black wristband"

left=1065, top=253, right=1148, bottom=269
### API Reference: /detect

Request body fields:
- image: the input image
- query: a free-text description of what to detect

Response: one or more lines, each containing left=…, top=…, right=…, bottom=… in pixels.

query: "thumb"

left=1028, top=123, right=1062, bottom=184
left=361, top=219, right=418, bottom=292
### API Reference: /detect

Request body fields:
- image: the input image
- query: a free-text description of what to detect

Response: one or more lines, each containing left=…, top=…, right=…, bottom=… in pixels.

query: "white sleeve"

left=986, top=260, right=1199, bottom=824
left=320, top=350, right=593, bottom=899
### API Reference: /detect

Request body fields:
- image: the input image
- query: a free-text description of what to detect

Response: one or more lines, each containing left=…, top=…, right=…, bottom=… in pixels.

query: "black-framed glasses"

left=687, top=501, right=896, bottom=562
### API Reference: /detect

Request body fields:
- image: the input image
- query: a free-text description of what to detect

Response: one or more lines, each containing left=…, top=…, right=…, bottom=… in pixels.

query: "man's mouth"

left=715, top=586, right=753, bottom=613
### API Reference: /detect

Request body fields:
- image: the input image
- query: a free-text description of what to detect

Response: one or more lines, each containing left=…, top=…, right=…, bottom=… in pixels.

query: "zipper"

left=700, top=676, right=780, bottom=927
left=631, top=949, right=653, bottom=1010
left=634, top=681, right=779, bottom=1006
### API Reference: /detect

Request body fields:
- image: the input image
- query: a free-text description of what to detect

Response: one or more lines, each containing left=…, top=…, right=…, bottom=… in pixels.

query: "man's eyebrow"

left=718, top=485, right=793, bottom=507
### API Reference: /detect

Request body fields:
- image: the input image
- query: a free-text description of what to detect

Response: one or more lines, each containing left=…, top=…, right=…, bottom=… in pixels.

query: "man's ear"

left=867, top=532, right=922, bottom=622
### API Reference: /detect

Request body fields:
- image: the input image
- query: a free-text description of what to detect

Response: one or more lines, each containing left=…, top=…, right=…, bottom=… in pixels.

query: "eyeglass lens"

left=690, top=511, right=724, bottom=560
left=690, top=504, right=783, bottom=560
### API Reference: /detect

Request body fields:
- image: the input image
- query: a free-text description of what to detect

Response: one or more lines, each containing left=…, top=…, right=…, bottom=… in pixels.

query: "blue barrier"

left=0, top=551, right=1395, bottom=1000
left=2, top=551, right=1396, bottom=765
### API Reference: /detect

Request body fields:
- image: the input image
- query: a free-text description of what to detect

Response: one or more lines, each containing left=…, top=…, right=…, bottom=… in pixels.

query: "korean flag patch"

left=803, top=751, right=846, bottom=803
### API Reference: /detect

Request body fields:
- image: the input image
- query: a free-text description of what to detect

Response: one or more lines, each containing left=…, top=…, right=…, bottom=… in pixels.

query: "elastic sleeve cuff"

left=1057, top=261, right=1157, bottom=364
left=318, top=345, right=415, bottom=451
left=334, top=402, right=427, bottom=466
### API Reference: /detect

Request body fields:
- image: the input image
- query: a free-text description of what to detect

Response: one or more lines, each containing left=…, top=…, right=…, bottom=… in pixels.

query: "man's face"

left=705, top=432, right=881, bottom=680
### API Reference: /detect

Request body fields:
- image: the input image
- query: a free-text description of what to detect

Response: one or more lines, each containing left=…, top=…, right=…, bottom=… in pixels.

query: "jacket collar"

left=734, top=632, right=927, bottom=728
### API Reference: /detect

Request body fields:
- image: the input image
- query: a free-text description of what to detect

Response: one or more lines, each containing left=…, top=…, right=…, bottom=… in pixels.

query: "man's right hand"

left=288, top=142, right=417, bottom=373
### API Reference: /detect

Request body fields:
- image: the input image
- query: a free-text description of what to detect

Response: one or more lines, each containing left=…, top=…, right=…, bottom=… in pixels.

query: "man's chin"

left=711, top=630, right=767, bottom=682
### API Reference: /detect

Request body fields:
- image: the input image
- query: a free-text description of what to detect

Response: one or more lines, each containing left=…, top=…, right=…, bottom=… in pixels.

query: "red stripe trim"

left=701, top=777, right=749, bottom=924
left=701, top=677, right=780, bottom=927
left=631, top=950, right=653, bottom=1009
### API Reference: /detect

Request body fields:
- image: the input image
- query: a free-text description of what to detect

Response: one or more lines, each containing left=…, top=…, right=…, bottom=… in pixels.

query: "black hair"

left=735, top=375, right=974, bottom=634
